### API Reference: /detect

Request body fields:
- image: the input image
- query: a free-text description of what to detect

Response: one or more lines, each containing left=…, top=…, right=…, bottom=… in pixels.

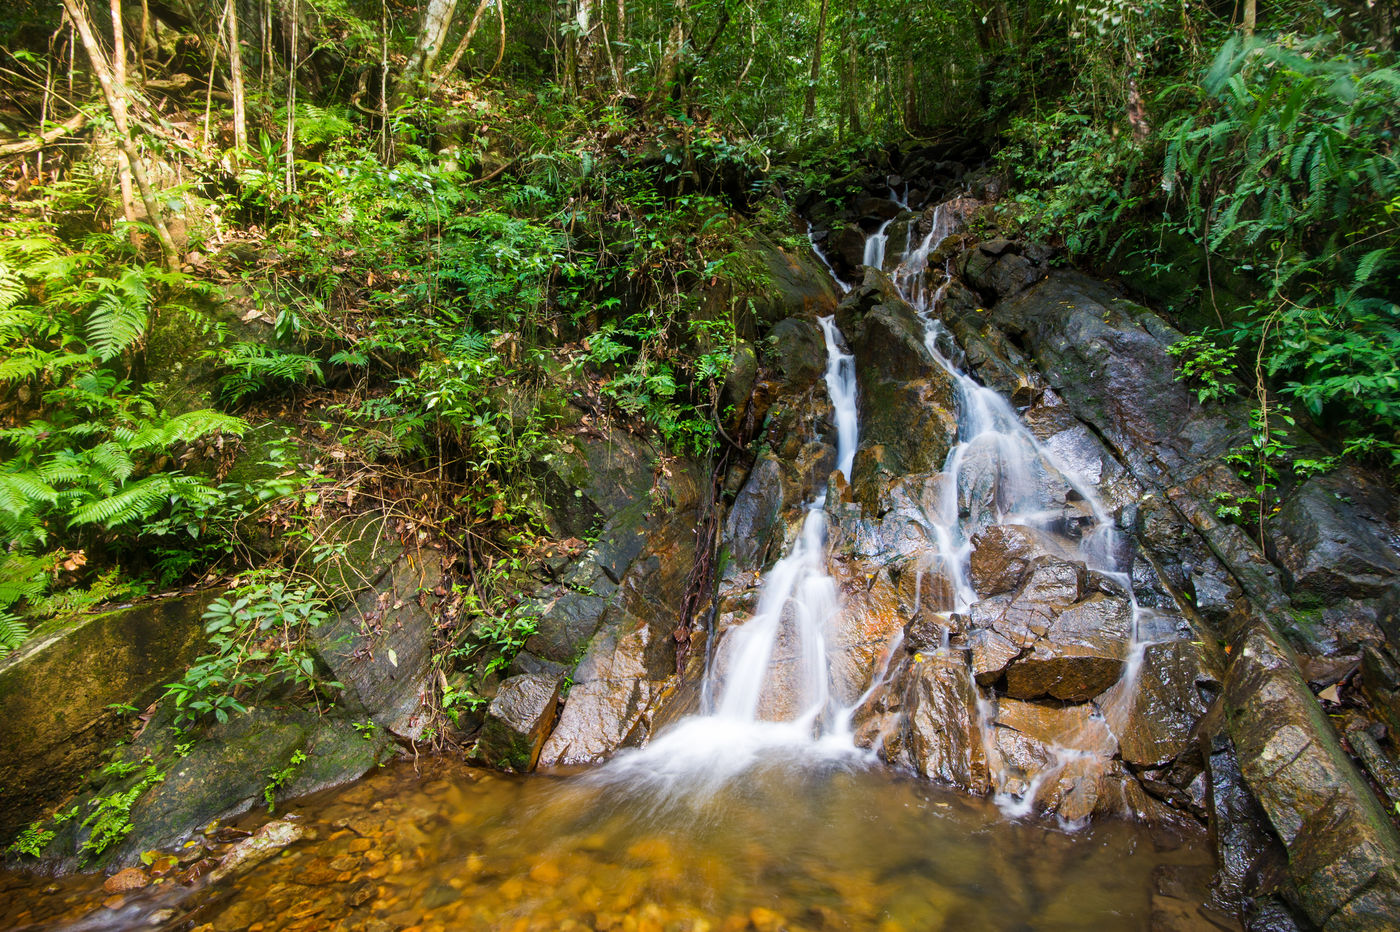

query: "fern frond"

left=0, top=471, right=59, bottom=514
left=85, top=288, right=148, bottom=361
left=0, top=611, right=30, bottom=657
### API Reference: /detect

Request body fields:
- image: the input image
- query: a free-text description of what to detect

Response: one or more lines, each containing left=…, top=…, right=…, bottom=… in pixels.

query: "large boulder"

left=967, top=555, right=1132, bottom=701
left=1110, top=639, right=1216, bottom=769
left=535, top=509, right=695, bottom=767
left=1224, top=619, right=1400, bottom=929
left=1267, top=468, right=1400, bottom=606
left=0, top=591, right=215, bottom=842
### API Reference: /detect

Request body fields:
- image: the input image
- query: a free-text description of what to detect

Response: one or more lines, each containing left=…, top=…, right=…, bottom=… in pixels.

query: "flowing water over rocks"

left=9, top=164, right=1400, bottom=931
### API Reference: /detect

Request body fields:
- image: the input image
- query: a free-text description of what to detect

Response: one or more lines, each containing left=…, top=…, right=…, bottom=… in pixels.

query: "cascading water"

left=862, top=216, right=895, bottom=270
left=881, top=197, right=1159, bottom=818
left=593, top=315, right=865, bottom=801
left=604, top=189, right=1158, bottom=823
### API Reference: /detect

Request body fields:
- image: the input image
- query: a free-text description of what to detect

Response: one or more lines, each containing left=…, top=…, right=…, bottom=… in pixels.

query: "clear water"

left=0, top=760, right=1217, bottom=932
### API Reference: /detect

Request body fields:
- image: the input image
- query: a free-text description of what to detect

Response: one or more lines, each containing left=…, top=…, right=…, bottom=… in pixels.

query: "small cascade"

left=593, top=316, right=864, bottom=800
left=807, top=224, right=852, bottom=294
left=881, top=202, right=1156, bottom=817
left=862, top=216, right=896, bottom=270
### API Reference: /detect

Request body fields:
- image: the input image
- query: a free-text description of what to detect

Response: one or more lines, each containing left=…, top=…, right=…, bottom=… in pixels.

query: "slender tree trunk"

left=109, top=0, right=140, bottom=244
left=225, top=0, right=247, bottom=153
left=487, top=0, right=505, bottom=75
left=646, top=0, right=686, bottom=108
left=61, top=0, right=178, bottom=267
left=432, top=0, right=494, bottom=87
left=1242, top=0, right=1256, bottom=37
left=803, top=0, right=829, bottom=127
left=285, top=0, right=297, bottom=193
left=612, top=0, right=626, bottom=88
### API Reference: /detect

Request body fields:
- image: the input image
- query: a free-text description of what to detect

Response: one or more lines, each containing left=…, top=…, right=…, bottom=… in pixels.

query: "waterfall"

left=601, top=189, right=1153, bottom=824
left=862, top=216, right=895, bottom=270
left=591, top=316, right=864, bottom=800
left=883, top=202, right=1155, bottom=818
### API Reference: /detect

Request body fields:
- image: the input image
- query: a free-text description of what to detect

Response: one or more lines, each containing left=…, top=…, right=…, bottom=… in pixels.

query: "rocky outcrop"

left=1224, top=620, right=1400, bottom=929
left=0, top=592, right=215, bottom=841
left=941, top=256, right=1400, bottom=930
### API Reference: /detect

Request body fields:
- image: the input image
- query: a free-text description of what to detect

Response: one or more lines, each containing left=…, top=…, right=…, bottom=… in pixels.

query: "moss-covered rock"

left=0, top=591, right=215, bottom=844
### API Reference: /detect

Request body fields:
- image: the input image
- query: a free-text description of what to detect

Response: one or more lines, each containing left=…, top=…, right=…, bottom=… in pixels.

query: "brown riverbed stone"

left=101, top=867, right=149, bottom=894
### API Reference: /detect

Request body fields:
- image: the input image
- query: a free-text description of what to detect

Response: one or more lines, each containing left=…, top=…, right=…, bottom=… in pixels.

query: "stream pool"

left=1, top=757, right=1225, bottom=931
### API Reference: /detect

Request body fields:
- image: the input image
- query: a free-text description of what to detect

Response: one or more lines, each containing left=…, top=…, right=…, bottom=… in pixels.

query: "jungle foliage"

left=0, top=0, right=1395, bottom=671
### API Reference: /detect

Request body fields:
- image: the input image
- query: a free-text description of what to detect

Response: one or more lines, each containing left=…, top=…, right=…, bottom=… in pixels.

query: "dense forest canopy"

left=0, top=0, right=1396, bottom=689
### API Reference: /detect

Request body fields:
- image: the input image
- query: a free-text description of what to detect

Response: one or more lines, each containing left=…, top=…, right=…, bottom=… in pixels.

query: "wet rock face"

left=958, top=239, right=1052, bottom=303
left=1113, top=640, right=1214, bottom=769
left=1268, top=468, right=1400, bottom=606
left=967, top=554, right=1131, bottom=702
left=475, top=673, right=563, bottom=772
left=836, top=275, right=959, bottom=489
left=535, top=509, right=696, bottom=767
left=1223, top=621, right=1400, bottom=929
left=904, top=654, right=991, bottom=794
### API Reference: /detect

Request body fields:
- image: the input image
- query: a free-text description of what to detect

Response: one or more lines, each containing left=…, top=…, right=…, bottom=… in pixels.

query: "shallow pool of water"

left=2, top=756, right=1223, bottom=931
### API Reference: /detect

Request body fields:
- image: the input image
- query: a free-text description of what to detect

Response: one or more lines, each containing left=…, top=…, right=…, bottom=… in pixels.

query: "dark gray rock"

left=474, top=673, right=563, bottom=771
left=1223, top=619, right=1400, bottom=929
left=1268, top=469, right=1400, bottom=607
left=768, top=317, right=827, bottom=391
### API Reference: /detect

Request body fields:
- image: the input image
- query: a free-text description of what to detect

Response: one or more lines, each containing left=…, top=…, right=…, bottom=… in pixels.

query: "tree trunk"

left=285, top=0, right=296, bottom=192
left=401, top=0, right=461, bottom=97
left=1242, top=0, right=1256, bottom=37
left=803, top=0, right=830, bottom=128
left=225, top=0, right=247, bottom=153
left=431, top=0, right=494, bottom=88
left=572, top=0, right=601, bottom=95
left=61, top=0, right=178, bottom=268
left=646, top=0, right=686, bottom=108
left=109, top=0, right=140, bottom=244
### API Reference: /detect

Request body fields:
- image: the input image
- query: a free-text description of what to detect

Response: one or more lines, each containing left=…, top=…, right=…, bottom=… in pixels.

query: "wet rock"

left=315, top=544, right=440, bottom=740
left=0, top=590, right=215, bottom=842
left=102, top=868, right=149, bottom=894
left=768, top=318, right=827, bottom=391
left=1203, top=728, right=1296, bottom=926
left=1360, top=643, right=1400, bottom=735
left=210, top=819, right=313, bottom=881
left=474, top=673, right=563, bottom=772
left=751, top=236, right=841, bottom=326
left=986, top=272, right=1248, bottom=488
left=969, top=524, right=1064, bottom=597
left=958, top=239, right=1050, bottom=302
left=1267, top=469, right=1400, bottom=606
left=838, top=283, right=959, bottom=484
left=520, top=586, right=609, bottom=667
left=536, top=514, right=695, bottom=766
left=968, top=556, right=1131, bottom=701
left=832, top=224, right=868, bottom=273
left=824, top=566, right=907, bottom=708
left=989, top=699, right=1118, bottom=821
left=722, top=455, right=788, bottom=576
left=541, top=428, right=656, bottom=539
left=1223, top=618, right=1400, bottom=929
left=721, top=340, right=759, bottom=414
left=905, top=654, right=991, bottom=794
left=1112, top=640, right=1214, bottom=768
